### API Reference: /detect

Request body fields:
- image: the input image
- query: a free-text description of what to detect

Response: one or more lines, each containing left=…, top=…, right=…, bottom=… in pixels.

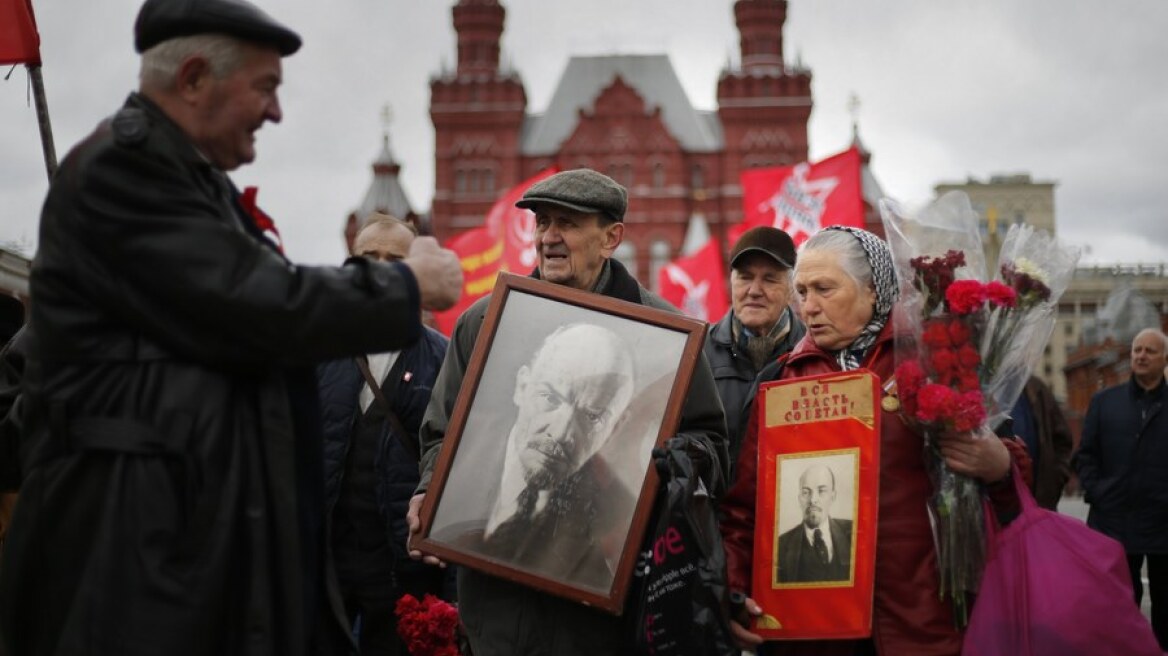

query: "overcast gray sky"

left=3, top=1, right=1166, bottom=267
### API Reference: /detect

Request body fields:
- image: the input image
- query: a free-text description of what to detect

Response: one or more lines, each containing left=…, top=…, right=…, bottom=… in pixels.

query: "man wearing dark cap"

left=405, top=168, right=729, bottom=656
left=704, top=227, right=805, bottom=480
left=0, top=1, right=462, bottom=655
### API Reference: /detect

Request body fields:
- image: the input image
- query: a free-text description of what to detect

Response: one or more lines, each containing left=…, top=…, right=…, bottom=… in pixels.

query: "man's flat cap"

left=730, top=226, right=797, bottom=270
left=515, top=169, right=628, bottom=222
left=135, top=0, right=302, bottom=55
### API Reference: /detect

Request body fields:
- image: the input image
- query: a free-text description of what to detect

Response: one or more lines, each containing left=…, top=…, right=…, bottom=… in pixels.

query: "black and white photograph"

left=774, top=450, right=859, bottom=586
left=418, top=276, right=705, bottom=608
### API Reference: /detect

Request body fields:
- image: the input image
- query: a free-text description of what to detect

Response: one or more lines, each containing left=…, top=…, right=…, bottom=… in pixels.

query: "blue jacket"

left=1074, top=376, right=1168, bottom=554
left=318, top=325, right=447, bottom=565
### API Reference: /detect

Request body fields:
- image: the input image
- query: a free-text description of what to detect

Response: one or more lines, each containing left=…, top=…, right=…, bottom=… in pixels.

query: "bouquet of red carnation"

left=395, top=593, right=461, bottom=656
left=881, top=192, right=1079, bottom=627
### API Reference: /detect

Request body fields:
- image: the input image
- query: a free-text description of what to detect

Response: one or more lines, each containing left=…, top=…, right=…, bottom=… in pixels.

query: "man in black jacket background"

left=318, top=215, right=452, bottom=655
left=1075, top=327, right=1168, bottom=649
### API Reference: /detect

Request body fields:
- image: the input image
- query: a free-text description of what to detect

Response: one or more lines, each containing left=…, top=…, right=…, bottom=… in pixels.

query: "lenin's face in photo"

left=510, top=323, right=634, bottom=490
left=799, top=465, right=836, bottom=530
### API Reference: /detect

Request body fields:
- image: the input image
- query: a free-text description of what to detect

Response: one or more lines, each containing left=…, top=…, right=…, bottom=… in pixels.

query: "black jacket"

left=703, top=307, right=804, bottom=479
left=1074, top=376, right=1168, bottom=554
left=318, top=327, right=447, bottom=566
left=0, top=93, right=425, bottom=656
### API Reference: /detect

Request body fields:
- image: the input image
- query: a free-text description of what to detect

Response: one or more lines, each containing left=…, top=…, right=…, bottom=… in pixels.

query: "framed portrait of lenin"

left=413, top=273, right=708, bottom=613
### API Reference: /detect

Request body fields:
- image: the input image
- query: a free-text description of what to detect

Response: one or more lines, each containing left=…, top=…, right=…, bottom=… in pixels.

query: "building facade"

left=933, top=175, right=1168, bottom=412
left=428, top=0, right=815, bottom=282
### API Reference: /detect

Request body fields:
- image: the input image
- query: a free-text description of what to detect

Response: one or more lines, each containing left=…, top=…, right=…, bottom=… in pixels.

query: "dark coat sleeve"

left=1030, top=377, right=1074, bottom=508
left=1073, top=392, right=1105, bottom=505
left=37, top=126, right=421, bottom=367
left=0, top=327, right=27, bottom=491
left=417, top=296, right=490, bottom=491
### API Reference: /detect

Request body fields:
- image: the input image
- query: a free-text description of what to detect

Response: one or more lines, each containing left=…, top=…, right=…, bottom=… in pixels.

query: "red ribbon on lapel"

left=239, top=186, right=284, bottom=253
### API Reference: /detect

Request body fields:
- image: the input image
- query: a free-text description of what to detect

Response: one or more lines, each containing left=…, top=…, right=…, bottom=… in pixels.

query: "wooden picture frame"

left=413, top=273, right=708, bottom=613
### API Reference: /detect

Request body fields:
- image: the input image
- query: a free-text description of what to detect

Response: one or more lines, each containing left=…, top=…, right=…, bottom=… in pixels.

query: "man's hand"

left=402, top=237, right=462, bottom=311
left=728, top=592, right=765, bottom=651
left=406, top=493, right=446, bottom=567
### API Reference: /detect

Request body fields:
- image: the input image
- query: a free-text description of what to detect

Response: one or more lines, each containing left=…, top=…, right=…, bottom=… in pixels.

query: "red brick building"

left=429, top=0, right=879, bottom=285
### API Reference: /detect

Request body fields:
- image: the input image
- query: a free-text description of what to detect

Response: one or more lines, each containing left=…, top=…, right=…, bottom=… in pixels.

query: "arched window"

left=455, top=169, right=466, bottom=194
left=652, top=162, right=666, bottom=189
left=483, top=168, right=496, bottom=195
left=690, top=164, right=704, bottom=190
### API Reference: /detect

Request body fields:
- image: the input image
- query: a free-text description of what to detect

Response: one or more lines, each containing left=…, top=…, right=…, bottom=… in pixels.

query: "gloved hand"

left=652, top=435, right=719, bottom=490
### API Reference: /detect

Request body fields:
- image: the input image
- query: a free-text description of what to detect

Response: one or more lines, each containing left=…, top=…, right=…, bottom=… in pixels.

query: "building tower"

left=343, top=106, right=418, bottom=254
left=430, top=0, right=527, bottom=242
left=715, top=0, right=813, bottom=230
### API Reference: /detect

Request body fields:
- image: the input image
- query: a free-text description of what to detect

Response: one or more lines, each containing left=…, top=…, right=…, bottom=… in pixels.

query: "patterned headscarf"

left=822, top=226, right=899, bottom=370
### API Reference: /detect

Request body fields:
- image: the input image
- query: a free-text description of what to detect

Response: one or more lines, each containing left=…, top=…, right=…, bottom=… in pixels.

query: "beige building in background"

left=933, top=174, right=1168, bottom=402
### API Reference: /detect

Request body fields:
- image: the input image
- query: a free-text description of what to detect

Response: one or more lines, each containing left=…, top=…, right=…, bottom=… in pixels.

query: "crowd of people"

left=0, top=1, right=1164, bottom=655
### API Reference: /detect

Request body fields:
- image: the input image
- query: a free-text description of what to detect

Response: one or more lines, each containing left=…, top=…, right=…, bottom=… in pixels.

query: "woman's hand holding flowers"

left=936, top=426, right=1011, bottom=483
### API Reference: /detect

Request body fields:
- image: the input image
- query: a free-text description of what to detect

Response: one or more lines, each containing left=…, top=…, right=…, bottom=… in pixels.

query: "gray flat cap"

left=135, top=0, right=302, bottom=55
left=515, top=169, right=627, bottom=222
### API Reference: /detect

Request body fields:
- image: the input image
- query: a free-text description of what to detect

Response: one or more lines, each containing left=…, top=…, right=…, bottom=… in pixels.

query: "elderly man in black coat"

left=0, top=1, right=461, bottom=654
left=1075, top=327, right=1168, bottom=650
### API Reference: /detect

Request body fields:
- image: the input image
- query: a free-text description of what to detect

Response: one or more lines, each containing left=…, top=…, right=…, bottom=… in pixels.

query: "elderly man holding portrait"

left=407, top=168, right=729, bottom=656
left=719, top=226, right=1032, bottom=655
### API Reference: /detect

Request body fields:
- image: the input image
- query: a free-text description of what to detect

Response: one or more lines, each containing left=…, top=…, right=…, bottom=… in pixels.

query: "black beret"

left=515, top=169, right=628, bottom=222
left=134, top=0, right=302, bottom=56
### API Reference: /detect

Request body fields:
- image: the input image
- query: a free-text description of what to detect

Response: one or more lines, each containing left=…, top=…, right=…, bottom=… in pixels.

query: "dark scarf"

left=733, top=309, right=792, bottom=370
left=531, top=258, right=643, bottom=305
left=823, top=226, right=898, bottom=371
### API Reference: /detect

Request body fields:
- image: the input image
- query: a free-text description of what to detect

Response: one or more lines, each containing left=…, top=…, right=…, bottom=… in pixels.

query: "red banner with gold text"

left=752, top=370, right=880, bottom=640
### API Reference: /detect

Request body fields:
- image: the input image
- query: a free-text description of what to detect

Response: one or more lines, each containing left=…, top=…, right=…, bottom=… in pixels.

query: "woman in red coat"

left=720, top=226, right=1031, bottom=655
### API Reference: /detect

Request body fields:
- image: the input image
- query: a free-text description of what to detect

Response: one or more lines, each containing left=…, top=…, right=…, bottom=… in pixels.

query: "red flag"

left=0, top=0, right=41, bottom=66
left=657, top=238, right=729, bottom=322
left=734, top=147, right=863, bottom=246
left=484, top=167, right=559, bottom=275
left=431, top=227, right=503, bottom=336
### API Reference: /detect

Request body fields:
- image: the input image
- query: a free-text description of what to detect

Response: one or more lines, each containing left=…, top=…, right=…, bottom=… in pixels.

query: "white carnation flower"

left=1012, top=257, right=1049, bottom=285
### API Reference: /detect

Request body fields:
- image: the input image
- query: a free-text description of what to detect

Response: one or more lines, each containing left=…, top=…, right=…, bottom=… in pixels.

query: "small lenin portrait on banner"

left=774, top=451, right=858, bottom=586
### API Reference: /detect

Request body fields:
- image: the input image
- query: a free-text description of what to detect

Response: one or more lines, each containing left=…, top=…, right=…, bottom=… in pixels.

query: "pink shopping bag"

left=963, top=470, right=1163, bottom=656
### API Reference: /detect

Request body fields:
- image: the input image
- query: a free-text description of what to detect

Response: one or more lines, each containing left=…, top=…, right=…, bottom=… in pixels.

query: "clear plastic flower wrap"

left=879, top=191, right=1080, bottom=627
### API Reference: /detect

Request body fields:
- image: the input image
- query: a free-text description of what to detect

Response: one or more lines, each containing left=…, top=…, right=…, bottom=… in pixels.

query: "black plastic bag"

left=628, top=448, right=736, bottom=656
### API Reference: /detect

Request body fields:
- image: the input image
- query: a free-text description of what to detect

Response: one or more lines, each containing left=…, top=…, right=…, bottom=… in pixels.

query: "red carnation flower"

left=985, top=281, right=1017, bottom=308
left=396, top=594, right=460, bottom=656
left=915, top=383, right=957, bottom=423
left=946, top=319, right=971, bottom=345
left=945, top=280, right=987, bottom=315
left=957, top=371, right=981, bottom=393
left=956, top=344, right=981, bottom=368
left=952, top=391, right=987, bottom=432
left=930, top=349, right=958, bottom=378
left=896, top=360, right=926, bottom=401
left=923, top=320, right=952, bottom=348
